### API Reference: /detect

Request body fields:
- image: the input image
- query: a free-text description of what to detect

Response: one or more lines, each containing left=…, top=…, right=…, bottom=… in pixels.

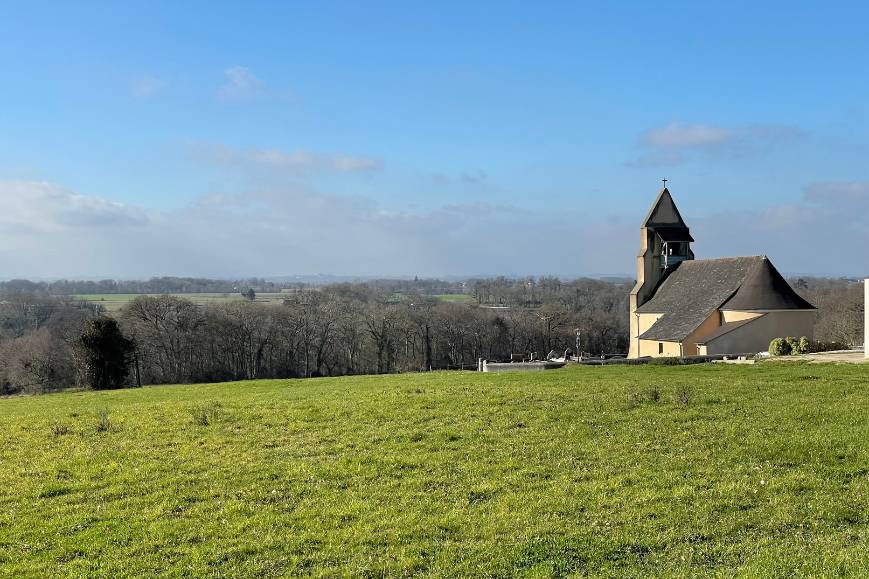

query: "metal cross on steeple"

left=662, top=178, right=668, bottom=188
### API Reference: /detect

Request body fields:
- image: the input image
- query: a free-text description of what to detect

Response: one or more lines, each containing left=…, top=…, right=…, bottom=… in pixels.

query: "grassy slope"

left=1, top=364, right=868, bottom=577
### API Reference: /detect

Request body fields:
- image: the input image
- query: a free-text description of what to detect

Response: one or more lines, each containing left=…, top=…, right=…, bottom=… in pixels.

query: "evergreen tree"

left=75, top=318, right=134, bottom=390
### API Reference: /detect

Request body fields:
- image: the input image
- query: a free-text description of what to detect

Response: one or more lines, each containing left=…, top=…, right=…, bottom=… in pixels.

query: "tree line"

left=0, top=275, right=863, bottom=395
left=0, top=276, right=471, bottom=297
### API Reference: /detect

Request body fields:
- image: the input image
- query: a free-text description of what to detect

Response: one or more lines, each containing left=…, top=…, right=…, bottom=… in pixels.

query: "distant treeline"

left=0, top=275, right=862, bottom=395
left=0, top=276, right=470, bottom=296
left=0, top=277, right=288, bottom=296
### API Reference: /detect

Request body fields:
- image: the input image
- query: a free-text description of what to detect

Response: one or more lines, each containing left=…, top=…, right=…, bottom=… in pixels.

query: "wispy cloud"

left=191, top=143, right=383, bottom=173
left=4, top=174, right=866, bottom=278
left=217, top=66, right=264, bottom=102
left=429, top=169, right=488, bottom=185
left=129, top=74, right=166, bottom=99
left=693, top=179, right=869, bottom=275
left=642, top=122, right=733, bottom=148
left=0, top=178, right=632, bottom=278
left=628, top=121, right=804, bottom=167
left=803, top=181, right=869, bottom=205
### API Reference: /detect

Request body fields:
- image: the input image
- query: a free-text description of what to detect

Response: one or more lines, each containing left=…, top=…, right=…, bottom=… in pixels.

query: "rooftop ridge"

left=680, top=256, right=764, bottom=264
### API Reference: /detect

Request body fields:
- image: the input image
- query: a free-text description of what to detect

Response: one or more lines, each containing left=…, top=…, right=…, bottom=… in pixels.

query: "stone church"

left=628, top=187, right=816, bottom=358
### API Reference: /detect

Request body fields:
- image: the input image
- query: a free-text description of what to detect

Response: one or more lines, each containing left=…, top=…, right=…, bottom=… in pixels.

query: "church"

left=628, top=187, right=816, bottom=359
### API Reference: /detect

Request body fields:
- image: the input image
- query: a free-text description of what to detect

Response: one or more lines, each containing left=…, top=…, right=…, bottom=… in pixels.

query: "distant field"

left=2, top=363, right=868, bottom=575
left=73, top=292, right=292, bottom=312
left=431, top=293, right=476, bottom=303
left=74, top=292, right=474, bottom=312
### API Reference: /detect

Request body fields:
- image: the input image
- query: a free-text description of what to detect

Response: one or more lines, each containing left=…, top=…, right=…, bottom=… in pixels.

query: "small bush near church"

left=794, top=336, right=811, bottom=355
left=769, top=338, right=791, bottom=356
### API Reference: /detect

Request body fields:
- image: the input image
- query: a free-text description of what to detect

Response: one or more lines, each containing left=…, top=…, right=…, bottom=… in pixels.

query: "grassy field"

left=2, top=363, right=868, bottom=576
left=430, top=293, right=476, bottom=303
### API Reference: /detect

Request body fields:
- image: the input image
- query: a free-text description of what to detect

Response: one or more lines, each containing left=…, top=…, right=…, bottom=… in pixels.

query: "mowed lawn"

left=1, top=364, right=868, bottom=576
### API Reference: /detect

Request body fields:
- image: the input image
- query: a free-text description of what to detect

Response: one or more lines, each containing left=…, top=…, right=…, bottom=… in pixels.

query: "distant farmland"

left=73, top=292, right=293, bottom=312
left=74, top=292, right=474, bottom=312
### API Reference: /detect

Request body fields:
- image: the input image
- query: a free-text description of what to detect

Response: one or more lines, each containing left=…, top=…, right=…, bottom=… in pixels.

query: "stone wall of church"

left=637, top=339, right=682, bottom=358
left=701, top=310, right=816, bottom=355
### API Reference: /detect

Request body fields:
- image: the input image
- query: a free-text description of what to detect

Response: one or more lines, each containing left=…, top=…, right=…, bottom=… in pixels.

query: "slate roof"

left=655, top=226, right=694, bottom=243
left=722, top=258, right=815, bottom=310
left=642, top=188, right=688, bottom=228
left=694, top=316, right=764, bottom=344
left=636, top=256, right=814, bottom=342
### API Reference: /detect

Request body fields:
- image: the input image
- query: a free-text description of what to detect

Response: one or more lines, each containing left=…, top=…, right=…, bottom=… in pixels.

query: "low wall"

left=579, top=353, right=755, bottom=366
left=482, top=361, right=566, bottom=373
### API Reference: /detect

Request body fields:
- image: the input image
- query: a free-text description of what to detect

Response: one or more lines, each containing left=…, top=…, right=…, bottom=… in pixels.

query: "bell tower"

left=628, top=184, right=694, bottom=357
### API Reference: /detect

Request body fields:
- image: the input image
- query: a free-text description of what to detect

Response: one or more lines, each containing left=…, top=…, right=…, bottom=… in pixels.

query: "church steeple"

left=642, top=187, right=690, bottom=231
left=628, top=185, right=694, bottom=358
left=639, top=186, right=694, bottom=277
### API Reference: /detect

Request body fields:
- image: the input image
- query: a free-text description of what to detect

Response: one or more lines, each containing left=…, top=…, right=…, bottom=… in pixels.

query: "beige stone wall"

left=865, top=280, right=868, bottom=359
left=721, top=310, right=763, bottom=323
left=681, top=311, right=721, bottom=356
left=629, top=228, right=660, bottom=359
left=638, top=310, right=725, bottom=358
left=702, top=310, right=816, bottom=355
left=637, top=339, right=682, bottom=357
left=637, top=313, right=663, bottom=334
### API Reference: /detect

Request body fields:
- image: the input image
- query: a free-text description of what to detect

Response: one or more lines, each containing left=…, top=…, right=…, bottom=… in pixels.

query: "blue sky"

left=1, top=1, right=867, bottom=278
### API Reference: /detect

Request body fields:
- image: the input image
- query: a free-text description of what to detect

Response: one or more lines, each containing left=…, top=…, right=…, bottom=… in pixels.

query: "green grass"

left=2, top=364, right=869, bottom=576
left=72, top=292, right=292, bottom=312
left=431, top=293, right=476, bottom=303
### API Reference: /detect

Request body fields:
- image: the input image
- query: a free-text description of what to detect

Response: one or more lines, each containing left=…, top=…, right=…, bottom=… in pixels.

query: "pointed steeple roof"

left=722, top=256, right=815, bottom=311
left=642, top=188, right=689, bottom=228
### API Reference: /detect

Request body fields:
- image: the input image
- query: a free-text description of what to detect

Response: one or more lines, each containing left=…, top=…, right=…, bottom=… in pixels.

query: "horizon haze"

left=2, top=2, right=868, bottom=279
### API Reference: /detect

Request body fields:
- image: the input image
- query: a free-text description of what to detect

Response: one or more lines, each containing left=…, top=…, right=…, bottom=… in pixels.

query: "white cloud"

left=2, top=175, right=866, bottom=279
left=129, top=74, right=166, bottom=99
left=0, top=181, right=148, bottom=234
left=191, top=143, right=383, bottom=173
left=630, top=122, right=804, bottom=167
left=642, top=122, right=733, bottom=148
left=217, top=66, right=264, bottom=102
left=0, top=179, right=636, bottom=278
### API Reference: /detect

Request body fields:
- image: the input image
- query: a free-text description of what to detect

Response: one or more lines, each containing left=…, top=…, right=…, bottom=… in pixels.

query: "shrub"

left=649, top=357, right=681, bottom=366
left=769, top=338, right=791, bottom=356
left=793, top=336, right=811, bottom=355
left=808, top=340, right=848, bottom=353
